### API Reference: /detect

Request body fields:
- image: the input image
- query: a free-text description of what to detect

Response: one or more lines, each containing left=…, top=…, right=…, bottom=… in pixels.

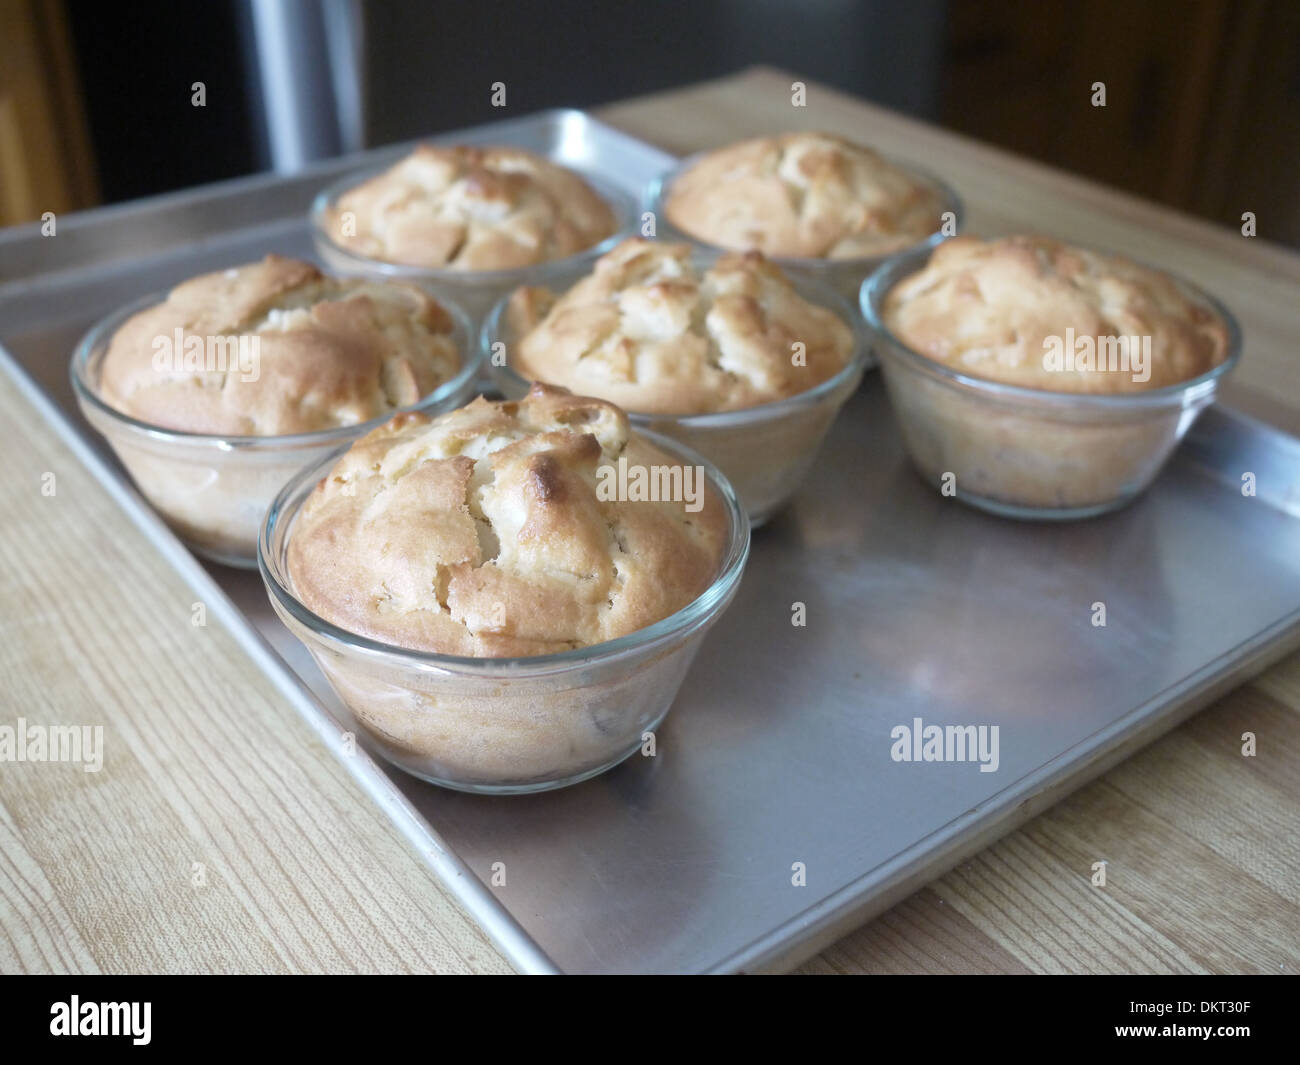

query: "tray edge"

left=0, top=341, right=562, bottom=976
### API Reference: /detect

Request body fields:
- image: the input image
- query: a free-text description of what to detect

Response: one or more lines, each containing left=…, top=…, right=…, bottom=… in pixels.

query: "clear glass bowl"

left=70, top=291, right=482, bottom=568
left=259, top=431, right=751, bottom=794
left=481, top=252, right=870, bottom=526
left=646, top=152, right=963, bottom=309
left=860, top=246, right=1243, bottom=520
left=310, top=165, right=640, bottom=323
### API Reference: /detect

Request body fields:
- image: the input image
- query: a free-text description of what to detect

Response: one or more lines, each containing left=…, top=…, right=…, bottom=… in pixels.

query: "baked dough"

left=509, top=238, right=855, bottom=415
left=323, top=145, right=619, bottom=270
left=665, top=132, right=945, bottom=259
left=882, top=235, right=1230, bottom=392
left=287, top=383, right=729, bottom=658
left=100, top=255, right=461, bottom=435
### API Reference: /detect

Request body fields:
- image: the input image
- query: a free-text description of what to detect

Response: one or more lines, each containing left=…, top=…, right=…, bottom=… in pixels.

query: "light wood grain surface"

left=2, top=67, right=1297, bottom=974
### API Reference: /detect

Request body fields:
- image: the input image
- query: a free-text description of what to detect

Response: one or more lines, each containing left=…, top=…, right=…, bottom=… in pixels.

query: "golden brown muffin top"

left=665, top=132, right=945, bottom=260
left=322, top=145, right=619, bottom=270
left=507, top=238, right=855, bottom=415
left=286, top=383, right=730, bottom=658
left=882, top=235, right=1232, bottom=393
left=99, top=255, right=461, bottom=435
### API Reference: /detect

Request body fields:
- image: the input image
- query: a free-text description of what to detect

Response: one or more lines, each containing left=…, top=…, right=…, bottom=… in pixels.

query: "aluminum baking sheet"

left=3, top=110, right=1299, bottom=974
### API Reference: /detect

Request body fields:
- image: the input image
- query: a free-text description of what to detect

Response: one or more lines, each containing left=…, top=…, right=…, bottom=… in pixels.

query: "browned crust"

left=99, top=255, right=462, bottom=435
left=324, top=145, right=619, bottom=270
left=665, top=132, right=945, bottom=259
left=286, top=383, right=731, bottom=657
left=882, top=235, right=1232, bottom=393
left=510, top=238, right=854, bottom=415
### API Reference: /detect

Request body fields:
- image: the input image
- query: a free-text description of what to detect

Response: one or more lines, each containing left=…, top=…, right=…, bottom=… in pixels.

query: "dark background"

left=16, top=0, right=1300, bottom=246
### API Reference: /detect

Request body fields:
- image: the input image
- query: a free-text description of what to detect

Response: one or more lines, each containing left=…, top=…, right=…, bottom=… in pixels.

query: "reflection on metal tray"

left=3, top=110, right=1299, bottom=974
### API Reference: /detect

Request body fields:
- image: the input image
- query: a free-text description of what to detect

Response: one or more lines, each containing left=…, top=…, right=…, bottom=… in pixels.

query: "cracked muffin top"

left=286, top=383, right=730, bottom=658
left=99, top=255, right=462, bottom=435
left=664, top=132, right=946, bottom=260
left=506, top=238, right=855, bottom=415
left=881, top=235, right=1232, bottom=393
left=321, top=145, right=620, bottom=270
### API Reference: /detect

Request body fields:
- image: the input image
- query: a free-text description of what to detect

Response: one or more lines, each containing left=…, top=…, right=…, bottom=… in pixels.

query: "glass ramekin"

left=310, top=165, right=640, bottom=324
left=481, top=252, right=870, bottom=526
left=860, top=246, right=1243, bottom=520
left=646, top=152, right=963, bottom=309
left=70, top=290, right=483, bottom=568
left=258, top=431, right=751, bottom=794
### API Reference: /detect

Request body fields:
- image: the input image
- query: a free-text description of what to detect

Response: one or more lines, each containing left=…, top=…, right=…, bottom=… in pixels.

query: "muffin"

left=100, top=255, right=462, bottom=433
left=74, top=255, right=474, bottom=566
left=493, top=238, right=865, bottom=524
left=508, top=238, right=854, bottom=415
left=864, top=235, right=1239, bottom=517
left=288, top=383, right=729, bottom=657
left=265, top=383, right=746, bottom=790
left=663, top=132, right=948, bottom=260
left=882, top=235, right=1231, bottom=392
left=319, top=145, right=619, bottom=271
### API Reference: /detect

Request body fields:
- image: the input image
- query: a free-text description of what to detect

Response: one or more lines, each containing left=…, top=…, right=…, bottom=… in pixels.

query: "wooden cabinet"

left=0, top=0, right=97, bottom=227
left=940, top=0, right=1300, bottom=246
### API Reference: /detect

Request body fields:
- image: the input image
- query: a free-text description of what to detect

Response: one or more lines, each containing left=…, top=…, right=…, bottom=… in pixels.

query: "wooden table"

left=2, top=68, right=1297, bottom=974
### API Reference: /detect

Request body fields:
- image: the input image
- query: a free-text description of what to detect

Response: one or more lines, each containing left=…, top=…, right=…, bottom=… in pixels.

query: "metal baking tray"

left=3, top=109, right=1299, bottom=974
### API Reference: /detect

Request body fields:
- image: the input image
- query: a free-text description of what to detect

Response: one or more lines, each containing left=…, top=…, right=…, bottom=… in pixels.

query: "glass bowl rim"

left=258, top=423, right=752, bottom=678
left=309, top=162, right=641, bottom=284
left=859, top=240, right=1244, bottom=410
left=645, top=148, right=965, bottom=270
left=479, top=244, right=873, bottom=429
left=69, top=283, right=485, bottom=450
